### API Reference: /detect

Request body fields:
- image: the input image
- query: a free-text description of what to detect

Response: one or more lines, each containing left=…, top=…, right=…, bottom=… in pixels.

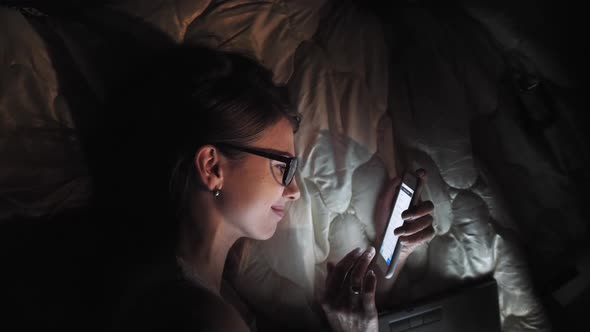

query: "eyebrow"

left=259, top=147, right=295, bottom=158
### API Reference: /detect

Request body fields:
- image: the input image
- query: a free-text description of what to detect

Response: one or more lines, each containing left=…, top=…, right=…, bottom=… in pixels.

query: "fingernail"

left=354, top=247, right=362, bottom=255
left=368, top=269, right=375, bottom=277
left=366, top=246, right=376, bottom=258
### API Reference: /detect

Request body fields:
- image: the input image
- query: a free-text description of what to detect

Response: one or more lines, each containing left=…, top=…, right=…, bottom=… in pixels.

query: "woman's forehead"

left=256, top=118, right=295, bottom=155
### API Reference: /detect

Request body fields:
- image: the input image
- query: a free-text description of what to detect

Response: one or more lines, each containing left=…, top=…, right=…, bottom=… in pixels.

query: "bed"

left=2, top=1, right=586, bottom=331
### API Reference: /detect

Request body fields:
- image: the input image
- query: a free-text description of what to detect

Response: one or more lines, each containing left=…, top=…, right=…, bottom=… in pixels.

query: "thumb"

left=384, top=176, right=402, bottom=204
left=412, top=168, right=428, bottom=206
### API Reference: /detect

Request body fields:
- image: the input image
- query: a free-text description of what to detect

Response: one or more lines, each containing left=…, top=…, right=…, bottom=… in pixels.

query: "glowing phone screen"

left=379, top=183, right=414, bottom=266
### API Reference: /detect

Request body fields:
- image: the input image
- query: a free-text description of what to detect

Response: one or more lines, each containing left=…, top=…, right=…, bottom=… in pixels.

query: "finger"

left=415, top=168, right=427, bottom=181
left=334, top=248, right=363, bottom=279
left=411, top=168, right=428, bottom=205
left=362, top=270, right=377, bottom=314
left=401, top=201, right=434, bottom=221
left=349, top=247, right=376, bottom=291
left=378, top=176, right=401, bottom=208
left=325, top=248, right=362, bottom=299
left=394, top=214, right=433, bottom=236
left=399, top=225, right=436, bottom=245
left=349, top=289, right=363, bottom=311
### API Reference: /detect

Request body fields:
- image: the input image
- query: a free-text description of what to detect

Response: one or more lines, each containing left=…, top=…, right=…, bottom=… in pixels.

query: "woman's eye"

left=275, top=165, right=287, bottom=174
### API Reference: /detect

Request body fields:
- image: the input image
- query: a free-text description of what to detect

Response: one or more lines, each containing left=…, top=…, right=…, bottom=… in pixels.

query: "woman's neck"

left=176, top=200, right=241, bottom=295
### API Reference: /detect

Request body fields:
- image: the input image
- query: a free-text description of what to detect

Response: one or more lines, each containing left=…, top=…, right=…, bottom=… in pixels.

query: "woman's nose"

left=284, top=177, right=301, bottom=201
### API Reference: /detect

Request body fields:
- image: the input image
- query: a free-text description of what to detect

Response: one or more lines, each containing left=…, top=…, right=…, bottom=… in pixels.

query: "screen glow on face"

left=379, top=182, right=414, bottom=266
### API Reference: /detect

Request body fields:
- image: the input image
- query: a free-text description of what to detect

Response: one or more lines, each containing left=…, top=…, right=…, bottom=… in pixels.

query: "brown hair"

left=161, top=47, right=300, bottom=217
left=110, top=46, right=300, bottom=267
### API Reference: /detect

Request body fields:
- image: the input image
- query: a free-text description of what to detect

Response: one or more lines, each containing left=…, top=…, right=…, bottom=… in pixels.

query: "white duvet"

left=0, top=1, right=550, bottom=331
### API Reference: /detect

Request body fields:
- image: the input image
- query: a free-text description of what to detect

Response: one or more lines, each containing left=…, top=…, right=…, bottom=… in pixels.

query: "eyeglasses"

left=216, top=143, right=298, bottom=186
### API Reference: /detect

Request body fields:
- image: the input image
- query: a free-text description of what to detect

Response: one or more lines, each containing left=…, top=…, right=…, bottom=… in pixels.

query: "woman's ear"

left=194, top=145, right=224, bottom=191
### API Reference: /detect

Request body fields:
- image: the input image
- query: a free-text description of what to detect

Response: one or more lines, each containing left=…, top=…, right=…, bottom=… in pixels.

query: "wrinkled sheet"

left=0, top=1, right=560, bottom=331
left=0, top=7, right=91, bottom=219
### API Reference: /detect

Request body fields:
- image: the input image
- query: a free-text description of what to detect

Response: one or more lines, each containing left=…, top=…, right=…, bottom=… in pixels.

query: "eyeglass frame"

left=215, top=142, right=298, bottom=186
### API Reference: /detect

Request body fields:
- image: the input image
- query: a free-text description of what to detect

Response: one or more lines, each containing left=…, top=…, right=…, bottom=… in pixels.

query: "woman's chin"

left=257, top=218, right=279, bottom=240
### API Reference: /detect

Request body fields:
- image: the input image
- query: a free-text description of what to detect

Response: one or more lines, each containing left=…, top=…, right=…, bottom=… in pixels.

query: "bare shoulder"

left=115, top=279, right=250, bottom=332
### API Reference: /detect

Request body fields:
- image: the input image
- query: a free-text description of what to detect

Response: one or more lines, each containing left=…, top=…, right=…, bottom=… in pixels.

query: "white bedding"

left=0, top=1, right=553, bottom=331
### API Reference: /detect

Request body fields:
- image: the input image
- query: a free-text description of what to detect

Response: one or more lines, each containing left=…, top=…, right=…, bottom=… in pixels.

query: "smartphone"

left=376, top=172, right=419, bottom=279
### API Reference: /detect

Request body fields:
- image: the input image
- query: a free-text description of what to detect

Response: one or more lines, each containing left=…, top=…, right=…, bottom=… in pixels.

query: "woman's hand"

left=371, top=169, right=435, bottom=307
left=320, top=247, right=379, bottom=332
left=394, top=169, right=435, bottom=260
left=375, top=169, right=435, bottom=263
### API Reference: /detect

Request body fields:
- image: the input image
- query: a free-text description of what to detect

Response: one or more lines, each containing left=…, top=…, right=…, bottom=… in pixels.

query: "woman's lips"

left=271, top=207, right=285, bottom=219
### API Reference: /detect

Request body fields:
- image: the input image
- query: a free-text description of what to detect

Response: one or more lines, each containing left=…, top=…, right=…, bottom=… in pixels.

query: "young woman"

left=109, top=46, right=434, bottom=332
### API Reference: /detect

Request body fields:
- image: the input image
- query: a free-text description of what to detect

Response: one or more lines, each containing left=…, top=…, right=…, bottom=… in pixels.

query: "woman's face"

left=220, top=117, right=301, bottom=240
